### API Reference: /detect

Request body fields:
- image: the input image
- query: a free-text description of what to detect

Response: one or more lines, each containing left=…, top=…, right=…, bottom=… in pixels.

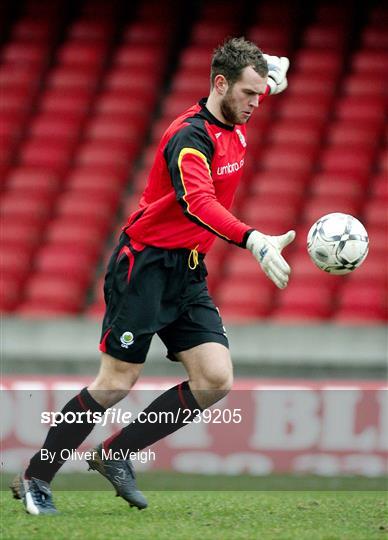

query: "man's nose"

left=249, top=95, right=259, bottom=108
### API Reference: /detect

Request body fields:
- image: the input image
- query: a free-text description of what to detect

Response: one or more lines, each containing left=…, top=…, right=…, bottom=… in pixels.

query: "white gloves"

left=246, top=230, right=296, bottom=288
left=263, top=54, right=290, bottom=95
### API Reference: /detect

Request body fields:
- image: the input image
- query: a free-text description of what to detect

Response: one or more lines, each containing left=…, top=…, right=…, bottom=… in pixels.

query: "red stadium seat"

left=0, top=193, right=52, bottom=222
left=0, top=275, right=23, bottom=311
left=343, top=75, right=385, bottom=98
left=6, top=167, right=60, bottom=191
left=57, top=42, right=107, bottom=68
left=190, top=22, right=238, bottom=47
left=23, top=274, right=86, bottom=312
left=363, top=199, right=388, bottom=228
left=362, top=26, right=388, bottom=49
left=84, top=116, right=141, bottom=145
left=247, top=25, right=291, bottom=55
left=302, top=196, right=360, bottom=225
left=29, top=114, right=83, bottom=141
left=39, top=90, right=93, bottom=117
left=294, top=50, right=343, bottom=74
left=11, top=18, right=53, bottom=43
left=45, top=221, right=102, bottom=257
left=370, top=173, right=388, bottom=201
left=346, top=252, right=387, bottom=286
left=326, top=122, right=381, bottom=149
left=352, top=50, right=388, bottom=76
left=335, top=97, right=385, bottom=126
left=66, top=167, right=125, bottom=192
left=55, top=193, right=114, bottom=223
left=334, top=283, right=388, bottom=322
left=319, top=146, right=374, bottom=176
left=123, top=22, right=171, bottom=45
left=33, top=246, right=96, bottom=285
left=287, top=72, right=337, bottom=97
left=288, top=248, right=342, bottom=291
left=18, top=138, right=75, bottom=173
left=259, top=144, right=316, bottom=174
left=249, top=170, right=308, bottom=198
left=216, top=277, right=275, bottom=319
left=67, top=19, right=114, bottom=42
left=0, top=246, right=34, bottom=283
left=271, top=282, right=334, bottom=320
left=1, top=218, right=43, bottom=247
left=1, top=42, right=48, bottom=66
left=94, top=91, right=151, bottom=119
left=267, top=122, right=322, bottom=147
left=74, top=140, right=137, bottom=172
left=46, top=66, right=100, bottom=91
left=309, top=173, right=365, bottom=200
left=303, top=25, right=348, bottom=50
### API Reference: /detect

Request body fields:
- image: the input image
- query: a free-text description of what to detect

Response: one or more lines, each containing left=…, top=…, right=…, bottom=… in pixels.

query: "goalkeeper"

left=13, top=37, right=294, bottom=515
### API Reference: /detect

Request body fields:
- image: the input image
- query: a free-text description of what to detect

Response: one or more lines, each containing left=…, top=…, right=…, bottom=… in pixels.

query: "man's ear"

left=213, top=74, right=228, bottom=96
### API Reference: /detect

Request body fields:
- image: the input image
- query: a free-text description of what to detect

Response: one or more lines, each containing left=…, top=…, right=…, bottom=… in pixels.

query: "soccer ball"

left=307, top=213, right=369, bottom=275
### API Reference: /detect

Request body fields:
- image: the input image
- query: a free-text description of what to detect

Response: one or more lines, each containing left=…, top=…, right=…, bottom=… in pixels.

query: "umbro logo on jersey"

left=216, top=159, right=245, bottom=176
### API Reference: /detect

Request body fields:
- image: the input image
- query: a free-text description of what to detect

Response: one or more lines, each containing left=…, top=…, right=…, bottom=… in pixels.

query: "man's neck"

left=205, top=93, right=233, bottom=126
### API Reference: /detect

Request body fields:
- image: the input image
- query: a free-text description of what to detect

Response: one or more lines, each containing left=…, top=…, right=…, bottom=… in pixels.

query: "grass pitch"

left=1, top=473, right=387, bottom=540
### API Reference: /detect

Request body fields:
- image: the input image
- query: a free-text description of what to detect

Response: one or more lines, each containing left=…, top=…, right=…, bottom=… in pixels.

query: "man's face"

left=220, top=66, right=268, bottom=125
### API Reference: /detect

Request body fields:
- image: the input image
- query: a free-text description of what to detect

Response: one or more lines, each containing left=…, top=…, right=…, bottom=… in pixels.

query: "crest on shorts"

left=120, top=331, right=134, bottom=348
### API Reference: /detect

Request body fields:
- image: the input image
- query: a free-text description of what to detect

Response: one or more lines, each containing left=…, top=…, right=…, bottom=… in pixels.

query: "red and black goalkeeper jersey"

left=125, top=98, right=254, bottom=254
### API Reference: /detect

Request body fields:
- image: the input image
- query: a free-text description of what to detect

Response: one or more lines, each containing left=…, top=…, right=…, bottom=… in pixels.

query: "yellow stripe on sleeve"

left=177, top=147, right=232, bottom=242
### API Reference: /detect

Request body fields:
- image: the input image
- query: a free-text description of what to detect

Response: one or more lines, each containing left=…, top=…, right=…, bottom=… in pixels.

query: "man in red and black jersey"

left=14, top=38, right=295, bottom=514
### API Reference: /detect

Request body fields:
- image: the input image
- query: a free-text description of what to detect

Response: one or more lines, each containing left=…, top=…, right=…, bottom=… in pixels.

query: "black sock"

left=25, top=387, right=106, bottom=483
left=104, top=381, right=202, bottom=454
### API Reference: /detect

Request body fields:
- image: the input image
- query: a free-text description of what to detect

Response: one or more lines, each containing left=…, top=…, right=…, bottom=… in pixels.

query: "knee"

left=196, top=364, right=234, bottom=396
left=88, top=354, right=142, bottom=408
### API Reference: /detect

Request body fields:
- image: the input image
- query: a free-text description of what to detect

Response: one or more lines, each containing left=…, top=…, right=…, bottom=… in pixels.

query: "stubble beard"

left=220, top=92, right=241, bottom=125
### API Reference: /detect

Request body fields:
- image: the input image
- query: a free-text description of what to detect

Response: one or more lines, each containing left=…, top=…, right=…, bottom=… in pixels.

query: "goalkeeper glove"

left=263, top=54, right=290, bottom=95
left=246, top=230, right=296, bottom=288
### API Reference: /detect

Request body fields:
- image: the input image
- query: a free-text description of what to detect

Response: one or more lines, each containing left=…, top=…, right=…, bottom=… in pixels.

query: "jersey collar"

left=198, top=98, right=234, bottom=132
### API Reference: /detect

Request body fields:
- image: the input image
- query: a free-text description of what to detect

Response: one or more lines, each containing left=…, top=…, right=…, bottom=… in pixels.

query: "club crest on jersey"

left=120, top=331, right=134, bottom=348
left=236, top=129, right=246, bottom=148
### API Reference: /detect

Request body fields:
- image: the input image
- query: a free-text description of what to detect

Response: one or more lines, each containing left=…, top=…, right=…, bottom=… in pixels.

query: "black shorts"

left=99, top=233, right=229, bottom=363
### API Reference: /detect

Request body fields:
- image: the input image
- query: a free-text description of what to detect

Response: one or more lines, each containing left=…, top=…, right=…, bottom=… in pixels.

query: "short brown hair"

left=211, top=36, right=268, bottom=87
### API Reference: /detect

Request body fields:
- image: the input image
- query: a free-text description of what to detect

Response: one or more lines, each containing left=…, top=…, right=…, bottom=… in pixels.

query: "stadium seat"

left=302, top=196, right=360, bottom=225
left=334, top=282, right=388, bottom=322
left=309, top=173, right=365, bottom=201
left=18, top=138, right=75, bottom=173
left=216, top=277, right=275, bottom=319
left=33, top=246, right=96, bottom=286
left=67, top=19, right=114, bottom=42
left=0, top=275, right=23, bottom=311
left=303, top=25, right=348, bottom=50
left=319, top=146, right=374, bottom=176
left=246, top=25, right=292, bottom=55
left=326, top=122, right=380, bottom=149
left=352, top=50, right=388, bottom=76
left=23, top=274, right=87, bottom=312
left=259, top=144, right=316, bottom=174
left=11, top=18, right=54, bottom=43
left=0, top=193, right=51, bottom=223
left=293, top=50, right=343, bottom=75
left=271, top=282, right=334, bottom=320
left=57, top=42, right=107, bottom=69
left=289, top=247, right=343, bottom=289
left=46, top=66, right=100, bottom=91
left=363, top=199, right=388, bottom=228
left=346, top=252, right=387, bottom=287
left=29, top=113, right=83, bottom=141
